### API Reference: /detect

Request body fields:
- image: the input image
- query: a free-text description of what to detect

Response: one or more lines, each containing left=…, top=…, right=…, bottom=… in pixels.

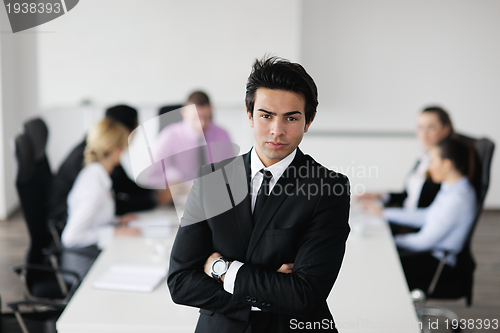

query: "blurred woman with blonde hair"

left=62, top=117, right=140, bottom=250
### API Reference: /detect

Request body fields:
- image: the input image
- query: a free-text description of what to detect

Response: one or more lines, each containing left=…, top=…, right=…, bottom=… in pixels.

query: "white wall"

left=0, top=8, right=39, bottom=219
left=34, top=0, right=301, bottom=173
left=301, top=0, right=500, bottom=207
left=2, top=0, right=499, bottom=216
left=37, top=0, right=302, bottom=108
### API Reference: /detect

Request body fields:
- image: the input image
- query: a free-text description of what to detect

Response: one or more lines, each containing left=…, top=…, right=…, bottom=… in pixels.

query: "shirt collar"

left=90, top=162, right=112, bottom=188
left=441, top=176, right=468, bottom=191
left=182, top=119, right=213, bottom=140
left=250, top=146, right=297, bottom=182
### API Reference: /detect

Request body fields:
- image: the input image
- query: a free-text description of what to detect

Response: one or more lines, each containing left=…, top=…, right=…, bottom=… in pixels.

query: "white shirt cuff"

left=97, top=225, right=115, bottom=250
left=223, top=260, right=243, bottom=294
left=381, top=192, right=390, bottom=204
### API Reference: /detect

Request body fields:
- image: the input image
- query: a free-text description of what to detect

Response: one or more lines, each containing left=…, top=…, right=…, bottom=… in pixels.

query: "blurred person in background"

left=365, top=136, right=478, bottom=291
left=61, top=117, right=141, bottom=250
left=358, top=106, right=454, bottom=210
left=154, top=91, right=234, bottom=204
left=48, top=104, right=157, bottom=227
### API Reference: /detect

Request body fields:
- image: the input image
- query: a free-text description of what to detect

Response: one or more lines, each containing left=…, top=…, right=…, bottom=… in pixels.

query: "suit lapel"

left=229, top=152, right=253, bottom=254
left=245, top=149, right=307, bottom=262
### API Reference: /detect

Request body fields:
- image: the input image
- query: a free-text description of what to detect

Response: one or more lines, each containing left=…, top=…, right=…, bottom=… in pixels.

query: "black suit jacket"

left=386, top=159, right=441, bottom=209
left=168, top=148, right=350, bottom=332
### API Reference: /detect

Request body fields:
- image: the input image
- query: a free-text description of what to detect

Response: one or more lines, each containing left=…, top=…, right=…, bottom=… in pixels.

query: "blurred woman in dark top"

left=359, top=106, right=454, bottom=209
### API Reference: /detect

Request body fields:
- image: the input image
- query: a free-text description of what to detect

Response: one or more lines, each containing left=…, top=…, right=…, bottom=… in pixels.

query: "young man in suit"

left=168, top=57, right=350, bottom=332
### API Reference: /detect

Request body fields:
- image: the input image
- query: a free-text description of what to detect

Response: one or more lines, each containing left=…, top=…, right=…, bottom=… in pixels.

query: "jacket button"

left=265, top=301, right=271, bottom=306
left=246, top=296, right=252, bottom=302
left=260, top=301, right=266, bottom=306
left=251, top=297, right=257, bottom=303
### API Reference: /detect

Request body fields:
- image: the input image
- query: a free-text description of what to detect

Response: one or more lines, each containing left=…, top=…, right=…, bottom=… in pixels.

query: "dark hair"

left=422, top=106, right=454, bottom=135
left=105, top=104, right=138, bottom=131
left=187, top=91, right=210, bottom=106
left=245, top=56, right=318, bottom=125
left=437, top=136, right=477, bottom=184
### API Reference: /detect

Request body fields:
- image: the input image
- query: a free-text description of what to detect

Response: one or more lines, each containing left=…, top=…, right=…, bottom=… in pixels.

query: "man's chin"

left=264, top=149, right=292, bottom=161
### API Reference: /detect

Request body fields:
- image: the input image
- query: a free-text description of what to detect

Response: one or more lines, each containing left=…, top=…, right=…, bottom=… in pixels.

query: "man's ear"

left=247, top=108, right=254, bottom=128
left=303, top=114, right=315, bottom=133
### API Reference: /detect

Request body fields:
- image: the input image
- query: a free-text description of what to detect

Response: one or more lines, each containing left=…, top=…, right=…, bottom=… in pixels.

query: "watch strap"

left=211, top=257, right=228, bottom=282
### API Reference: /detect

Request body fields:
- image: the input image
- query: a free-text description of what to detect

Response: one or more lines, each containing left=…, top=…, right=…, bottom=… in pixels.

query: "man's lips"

left=266, top=141, right=288, bottom=149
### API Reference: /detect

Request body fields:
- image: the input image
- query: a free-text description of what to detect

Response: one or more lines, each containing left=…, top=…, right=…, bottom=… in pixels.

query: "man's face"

left=248, top=88, right=313, bottom=167
left=183, top=104, right=212, bottom=134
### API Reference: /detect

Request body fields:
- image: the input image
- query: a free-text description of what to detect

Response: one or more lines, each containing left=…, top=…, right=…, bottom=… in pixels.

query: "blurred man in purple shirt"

left=154, top=91, right=234, bottom=204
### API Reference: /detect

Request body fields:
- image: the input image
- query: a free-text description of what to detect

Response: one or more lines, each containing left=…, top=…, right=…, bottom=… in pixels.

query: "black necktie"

left=253, top=169, right=273, bottom=226
left=198, top=137, right=206, bottom=167
left=413, top=159, right=421, bottom=172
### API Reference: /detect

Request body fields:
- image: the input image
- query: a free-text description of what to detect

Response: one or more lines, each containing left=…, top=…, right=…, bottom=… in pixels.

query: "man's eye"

left=262, top=114, right=271, bottom=119
left=287, top=117, right=297, bottom=121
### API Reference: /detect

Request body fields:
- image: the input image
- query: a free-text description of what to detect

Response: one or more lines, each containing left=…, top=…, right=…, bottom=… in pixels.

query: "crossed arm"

left=203, top=252, right=294, bottom=282
left=168, top=182, right=350, bottom=322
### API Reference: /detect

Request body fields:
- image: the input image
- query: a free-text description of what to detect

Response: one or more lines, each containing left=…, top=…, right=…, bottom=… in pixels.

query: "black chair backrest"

left=158, top=104, right=183, bottom=132
left=474, top=138, right=495, bottom=209
left=14, top=119, right=54, bottom=267
left=454, top=135, right=494, bottom=299
left=455, top=133, right=495, bottom=242
left=14, top=134, right=36, bottom=184
left=23, top=118, right=53, bottom=201
left=24, top=118, right=49, bottom=163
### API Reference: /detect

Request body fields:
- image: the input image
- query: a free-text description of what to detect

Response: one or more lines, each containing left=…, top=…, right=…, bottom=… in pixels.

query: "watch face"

left=213, top=260, right=226, bottom=275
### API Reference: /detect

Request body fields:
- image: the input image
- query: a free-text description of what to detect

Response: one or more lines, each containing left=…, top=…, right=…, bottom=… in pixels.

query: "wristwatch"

left=211, top=257, right=229, bottom=282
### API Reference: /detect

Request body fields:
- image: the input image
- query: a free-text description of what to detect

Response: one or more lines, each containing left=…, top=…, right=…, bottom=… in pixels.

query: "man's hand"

left=117, top=213, right=138, bottom=224
left=362, top=200, right=384, bottom=216
left=204, top=252, right=233, bottom=282
left=114, top=226, right=141, bottom=236
left=277, top=263, right=294, bottom=274
left=356, top=192, right=382, bottom=202
left=156, top=189, right=173, bottom=205
left=204, top=252, right=222, bottom=277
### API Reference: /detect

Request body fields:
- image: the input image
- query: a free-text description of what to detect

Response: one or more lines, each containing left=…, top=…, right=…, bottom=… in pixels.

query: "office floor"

left=1, top=210, right=499, bottom=332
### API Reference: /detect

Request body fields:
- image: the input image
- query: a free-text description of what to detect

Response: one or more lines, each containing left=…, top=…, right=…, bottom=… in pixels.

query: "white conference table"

left=56, top=207, right=420, bottom=333
left=329, top=210, right=421, bottom=332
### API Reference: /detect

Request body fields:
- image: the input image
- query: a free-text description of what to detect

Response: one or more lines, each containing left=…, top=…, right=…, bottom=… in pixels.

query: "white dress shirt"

left=384, top=177, right=476, bottom=266
left=223, top=147, right=297, bottom=310
left=383, top=150, right=431, bottom=210
left=403, top=151, right=431, bottom=210
left=62, top=162, right=115, bottom=249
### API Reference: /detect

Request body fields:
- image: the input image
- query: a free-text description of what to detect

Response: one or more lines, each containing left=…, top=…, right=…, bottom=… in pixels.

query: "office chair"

left=13, top=132, right=82, bottom=300
left=412, top=135, right=495, bottom=332
left=1, top=293, right=60, bottom=333
left=10, top=133, right=83, bottom=333
left=158, top=104, right=183, bottom=132
left=23, top=118, right=50, bottom=166
left=23, top=118, right=65, bottom=250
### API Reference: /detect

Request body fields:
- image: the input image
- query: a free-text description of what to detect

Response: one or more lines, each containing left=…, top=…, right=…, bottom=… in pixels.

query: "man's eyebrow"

left=283, top=111, right=302, bottom=117
left=257, top=109, right=302, bottom=117
left=257, top=109, right=276, bottom=116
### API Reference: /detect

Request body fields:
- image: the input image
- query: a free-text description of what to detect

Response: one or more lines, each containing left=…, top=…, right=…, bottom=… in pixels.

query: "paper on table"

left=129, top=216, right=172, bottom=238
left=92, top=263, right=168, bottom=293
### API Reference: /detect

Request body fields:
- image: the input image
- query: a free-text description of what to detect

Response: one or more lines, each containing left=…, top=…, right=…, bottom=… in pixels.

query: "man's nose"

left=270, top=119, right=285, bottom=136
